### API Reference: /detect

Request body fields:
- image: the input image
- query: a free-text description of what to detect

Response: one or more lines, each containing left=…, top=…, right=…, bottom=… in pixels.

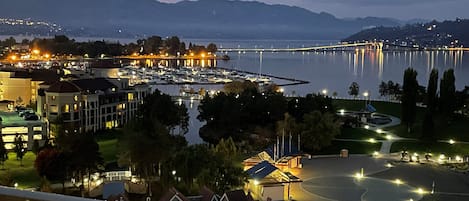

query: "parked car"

left=19, top=110, right=34, bottom=117
left=15, top=106, right=27, bottom=113
left=24, top=113, right=39, bottom=121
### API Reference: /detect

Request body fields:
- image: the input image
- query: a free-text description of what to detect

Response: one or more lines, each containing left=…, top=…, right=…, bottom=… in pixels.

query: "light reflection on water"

left=155, top=49, right=468, bottom=144
left=219, top=50, right=467, bottom=97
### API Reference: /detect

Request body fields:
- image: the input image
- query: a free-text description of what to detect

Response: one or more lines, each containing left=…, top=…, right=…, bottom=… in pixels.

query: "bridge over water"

left=218, top=42, right=384, bottom=53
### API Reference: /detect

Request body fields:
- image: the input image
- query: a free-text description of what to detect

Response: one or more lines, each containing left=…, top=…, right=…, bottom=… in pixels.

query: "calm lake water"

left=184, top=39, right=469, bottom=144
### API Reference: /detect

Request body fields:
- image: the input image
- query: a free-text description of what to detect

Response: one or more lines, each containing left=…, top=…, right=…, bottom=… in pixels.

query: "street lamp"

left=322, top=89, right=328, bottom=96
left=363, top=91, right=369, bottom=108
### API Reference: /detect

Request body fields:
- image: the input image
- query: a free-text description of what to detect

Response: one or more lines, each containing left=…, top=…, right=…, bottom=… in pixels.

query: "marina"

left=116, top=64, right=309, bottom=87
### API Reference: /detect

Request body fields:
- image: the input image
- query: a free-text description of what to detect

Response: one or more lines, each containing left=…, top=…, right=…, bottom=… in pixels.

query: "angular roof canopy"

left=246, top=161, right=278, bottom=180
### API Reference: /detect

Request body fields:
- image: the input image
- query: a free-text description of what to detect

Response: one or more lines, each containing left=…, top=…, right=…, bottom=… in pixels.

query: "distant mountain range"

left=343, top=19, right=469, bottom=48
left=0, top=0, right=426, bottom=39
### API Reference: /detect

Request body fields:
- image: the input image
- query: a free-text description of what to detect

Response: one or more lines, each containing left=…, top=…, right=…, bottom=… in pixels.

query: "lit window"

left=74, top=95, right=78, bottom=101
left=50, top=105, right=58, bottom=113
left=128, top=93, right=134, bottom=101
left=51, top=96, right=56, bottom=100
left=63, top=104, right=70, bottom=113
left=112, top=88, right=116, bottom=92
left=105, top=121, right=113, bottom=129
left=73, top=104, right=78, bottom=111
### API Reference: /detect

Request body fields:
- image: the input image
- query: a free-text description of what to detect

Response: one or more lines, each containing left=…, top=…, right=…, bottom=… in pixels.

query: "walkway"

left=335, top=111, right=419, bottom=154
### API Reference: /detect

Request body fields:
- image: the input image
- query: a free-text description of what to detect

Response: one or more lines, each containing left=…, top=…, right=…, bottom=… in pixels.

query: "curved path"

left=335, top=111, right=417, bottom=154
left=293, top=156, right=423, bottom=201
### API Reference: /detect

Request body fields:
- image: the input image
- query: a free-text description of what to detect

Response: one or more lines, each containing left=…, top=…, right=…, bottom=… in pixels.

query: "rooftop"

left=46, top=78, right=118, bottom=93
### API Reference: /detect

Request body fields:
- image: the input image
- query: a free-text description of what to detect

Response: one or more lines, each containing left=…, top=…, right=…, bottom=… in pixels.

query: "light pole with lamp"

left=322, top=89, right=328, bottom=97
left=363, top=92, right=369, bottom=109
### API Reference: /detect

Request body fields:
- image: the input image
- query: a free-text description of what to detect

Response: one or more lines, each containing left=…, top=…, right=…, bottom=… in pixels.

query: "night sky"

left=160, top=0, right=469, bottom=20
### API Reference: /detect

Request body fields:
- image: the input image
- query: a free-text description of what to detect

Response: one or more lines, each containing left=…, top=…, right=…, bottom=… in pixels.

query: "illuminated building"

left=38, top=78, right=149, bottom=135
left=0, top=69, right=60, bottom=105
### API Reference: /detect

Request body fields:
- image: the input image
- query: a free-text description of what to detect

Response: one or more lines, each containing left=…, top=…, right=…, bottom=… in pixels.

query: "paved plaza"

left=288, top=155, right=469, bottom=201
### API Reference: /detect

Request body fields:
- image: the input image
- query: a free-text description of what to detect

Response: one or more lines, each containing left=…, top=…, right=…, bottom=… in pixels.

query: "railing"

left=0, top=186, right=102, bottom=201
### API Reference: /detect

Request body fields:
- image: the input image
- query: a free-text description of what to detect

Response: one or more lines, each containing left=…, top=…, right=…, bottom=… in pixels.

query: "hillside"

left=343, top=19, right=469, bottom=48
left=0, top=0, right=401, bottom=39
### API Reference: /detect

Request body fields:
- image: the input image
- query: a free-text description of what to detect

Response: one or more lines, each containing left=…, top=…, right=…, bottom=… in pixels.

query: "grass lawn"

left=334, top=99, right=469, bottom=142
left=391, top=141, right=469, bottom=156
left=333, top=99, right=403, bottom=117
left=388, top=115, right=469, bottom=141
left=0, top=152, right=40, bottom=189
left=315, top=140, right=382, bottom=155
left=98, top=139, right=118, bottom=164
left=338, top=127, right=385, bottom=140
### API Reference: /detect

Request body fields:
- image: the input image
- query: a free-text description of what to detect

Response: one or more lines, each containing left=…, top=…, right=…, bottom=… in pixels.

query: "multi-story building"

left=38, top=78, right=149, bottom=135
left=0, top=69, right=60, bottom=105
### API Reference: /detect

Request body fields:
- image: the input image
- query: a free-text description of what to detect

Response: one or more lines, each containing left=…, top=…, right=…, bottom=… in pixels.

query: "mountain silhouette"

left=0, top=0, right=401, bottom=39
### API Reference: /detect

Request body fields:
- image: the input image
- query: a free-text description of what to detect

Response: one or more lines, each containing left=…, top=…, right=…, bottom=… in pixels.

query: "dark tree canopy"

left=401, top=68, right=419, bottom=133
left=348, top=82, right=360, bottom=97
left=300, top=111, right=340, bottom=151
left=141, top=89, right=189, bottom=135
left=2, top=35, right=217, bottom=58
left=34, top=148, right=67, bottom=182
left=440, top=69, right=456, bottom=122
left=422, top=69, right=439, bottom=140
left=198, top=87, right=288, bottom=144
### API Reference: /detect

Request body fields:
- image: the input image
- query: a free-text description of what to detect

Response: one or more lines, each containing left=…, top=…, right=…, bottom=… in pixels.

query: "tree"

left=16, top=96, right=23, bottom=106
left=198, top=87, right=288, bottom=144
left=34, top=148, right=67, bottom=190
left=440, top=69, right=456, bottom=124
left=401, top=68, right=419, bottom=133
left=3, top=37, right=16, bottom=47
left=426, top=69, right=439, bottom=113
left=143, top=36, right=162, bottom=54
left=287, top=94, right=334, bottom=122
left=276, top=113, right=298, bottom=137
left=141, top=90, right=189, bottom=135
left=388, top=81, right=402, bottom=100
left=422, top=69, right=438, bottom=140
left=213, top=137, right=238, bottom=161
left=207, top=43, right=218, bottom=53
left=119, top=119, right=183, bottom=196
left=299, top=111, right=340, bottom=151
left=0, top=136, right=7, bottom=169
left=14, top=134, right=26, bottom=166
left=348, top=82, right=360, bottom=98
left=32, top=140, right=40, bottom=155
left=67, top=133, right=104, bottom=195
left=379, top=81, right=389, bottom=97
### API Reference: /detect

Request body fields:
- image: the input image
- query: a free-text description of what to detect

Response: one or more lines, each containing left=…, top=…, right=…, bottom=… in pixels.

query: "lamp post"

left=363, top=92, right=369, bottom=108
left=322, top=89, right=328, bottom=96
